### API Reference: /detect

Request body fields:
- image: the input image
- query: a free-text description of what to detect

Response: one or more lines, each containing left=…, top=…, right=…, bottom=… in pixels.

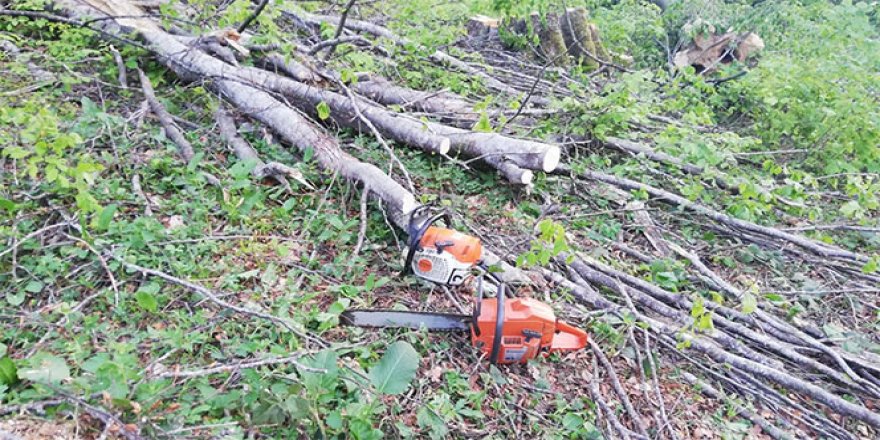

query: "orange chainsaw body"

left=471, top=297, right=588, bottom=364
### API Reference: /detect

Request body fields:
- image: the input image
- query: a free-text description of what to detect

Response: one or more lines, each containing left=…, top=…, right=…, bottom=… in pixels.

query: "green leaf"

left=862, top=257, right=879, bottom=274
left=562, top=413, right=585, bottom=431
left=0, top=197, right=16, bottom=212
left=18, top=353, right=70, bottom=384
left=840, top=200, right=861, bottom=218
left=416, top=406, right=448, bottom=438
left=698, top=313, right=714, bottom=332
left=299, top=350, right=339, bottom=394
left=326, top=410, right=343, bottom=430
left=135, top=290, right=158, bottom=313
left=24, top=280, right=43, bottom=293
left=94, top=204, right=117, bottom=231
left=741, top=292, right=757, bottom=314
left=472, top=112, right=492, bottom=132
left=2, top=146, right=30, bottom=159
left=764, top=293, right=784, bottom=302
left=690, top=296, right=704, bottom=318
left=6, top=291, right=25, bottom=307
left=316, top=101, right=331, bottom=120
left=0, top=357, right=17, bottom=386
left=369, top=341, right=420, bottom=395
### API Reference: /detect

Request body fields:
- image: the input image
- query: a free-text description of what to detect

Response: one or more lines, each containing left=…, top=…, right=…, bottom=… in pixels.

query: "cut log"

left=426, top=123, right=562, bottom=173
left=228, top=66, right=453, bottom=156
left=466, top=15, right=499, bottom=38
left=59, top=0, right=417, bottom=221
left=225, top=66, right=562, bottom=182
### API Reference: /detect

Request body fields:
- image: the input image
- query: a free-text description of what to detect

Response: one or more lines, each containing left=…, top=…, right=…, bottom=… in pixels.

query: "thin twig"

left=109, top=45, right=127, bottom=88
left=236, top=0, right=270, bottom=33
left=498, top=51, right=563, bottom=132
left=53, top=389, right=142, bottom=440
left=588, top=357, right=632, bottom=440
left=308, top=35, right=370, bottom=56
left=138, top=68, right=195, bottom=162
left=352, top=187, right=370, bottom=258
left=155, top=352, right=325, bottom=378
left=323, top=0, right=358, bottom=60
left=63, top=233, right=120, bottom=306
left=643, top=329, right=678, bottom=440
left=111, top=256, right=327, bottom=347
left=0, top=222, right=70, bottom=259
left=332, top=78, right=416, bottom=193
left=589, top=339, right=650, bottom=437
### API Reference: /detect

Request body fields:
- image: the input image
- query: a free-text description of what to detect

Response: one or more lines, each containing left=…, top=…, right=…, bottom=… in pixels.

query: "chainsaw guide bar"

left=340, top=310, right=472, bottom=332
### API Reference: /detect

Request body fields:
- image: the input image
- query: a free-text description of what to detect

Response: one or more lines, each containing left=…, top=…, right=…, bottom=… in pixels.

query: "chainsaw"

left=341, top=206, right=588, bottom=364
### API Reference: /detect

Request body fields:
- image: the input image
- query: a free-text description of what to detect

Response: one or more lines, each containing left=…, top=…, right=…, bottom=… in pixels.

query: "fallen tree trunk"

left=233, top=66, right=560, bottom=183
left=59, top=0, right=418, bottom=221
left=426, top=123, right=562, bottom=173
left=258, top=52, right=322, bottom=83
left=351, top=76, right=474, bottom=115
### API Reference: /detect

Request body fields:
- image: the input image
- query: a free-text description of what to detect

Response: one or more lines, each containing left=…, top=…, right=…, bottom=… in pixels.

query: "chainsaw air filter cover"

left=411, top=226, right=482, bottom=285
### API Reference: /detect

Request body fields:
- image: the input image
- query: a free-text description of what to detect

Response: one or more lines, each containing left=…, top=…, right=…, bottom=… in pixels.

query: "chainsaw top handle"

left=402, top=205, right=452, bottom=277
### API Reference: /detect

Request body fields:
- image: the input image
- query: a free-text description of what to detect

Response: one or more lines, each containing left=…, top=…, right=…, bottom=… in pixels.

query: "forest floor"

left=2, top=0, right=880, bottom=439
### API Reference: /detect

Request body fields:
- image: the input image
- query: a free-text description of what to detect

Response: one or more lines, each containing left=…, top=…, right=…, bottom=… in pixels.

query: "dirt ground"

left=0, top=417, right=77, bottom=440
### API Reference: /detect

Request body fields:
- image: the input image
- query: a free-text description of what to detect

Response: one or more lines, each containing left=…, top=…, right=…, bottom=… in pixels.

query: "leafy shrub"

left=717, top=1, right=880, bottom=173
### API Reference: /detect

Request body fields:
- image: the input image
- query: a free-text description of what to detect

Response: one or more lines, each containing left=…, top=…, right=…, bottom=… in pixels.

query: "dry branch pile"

left=9, top=0, right=879, bottom=438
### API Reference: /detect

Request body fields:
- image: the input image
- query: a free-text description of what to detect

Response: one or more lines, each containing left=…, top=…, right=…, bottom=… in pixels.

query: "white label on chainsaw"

left=503, top=347, right=527, bottom=362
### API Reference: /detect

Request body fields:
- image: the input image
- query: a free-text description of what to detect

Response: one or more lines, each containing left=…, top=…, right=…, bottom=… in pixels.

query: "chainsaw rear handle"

left=550, top=319, right=589, bottom=352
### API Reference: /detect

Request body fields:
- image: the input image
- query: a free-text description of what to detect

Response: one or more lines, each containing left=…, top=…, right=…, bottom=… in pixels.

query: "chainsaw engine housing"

left=471, top=297, right=588, bottom=364
left=410, top=226, right=482, bottom=285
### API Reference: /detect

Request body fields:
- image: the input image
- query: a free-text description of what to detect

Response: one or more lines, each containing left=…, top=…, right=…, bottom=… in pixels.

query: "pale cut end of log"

left=438, top=138, right=451, bottom=155
left=542, top=146, right=561, bottom=172
left=493, top=160, right=533, bottom=185
left=401, top=195, right=419, bottom=216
